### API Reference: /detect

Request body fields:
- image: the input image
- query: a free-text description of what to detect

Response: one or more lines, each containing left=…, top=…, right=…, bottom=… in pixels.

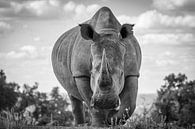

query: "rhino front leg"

left=91, top=109, right=108, bottom=127
left=69, top=95, right=85, bottom=125
left=75, top=77, right=93, bottom=106
left=74, top=77, right=93, bottom=125
left=108, top=76, right=138, bottom=124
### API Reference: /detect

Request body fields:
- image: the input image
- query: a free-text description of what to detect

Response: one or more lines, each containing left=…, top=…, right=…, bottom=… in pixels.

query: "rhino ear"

left=120, top=24, right=134, bottom=39
left=79, top=24, right=99, bottom=41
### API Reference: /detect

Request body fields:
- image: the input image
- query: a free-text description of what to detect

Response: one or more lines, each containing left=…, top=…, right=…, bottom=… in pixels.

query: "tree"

left=0, top=70, right=18, bottom=111
left=153, top=73, right=195, bottom=126
left=0, top=70, right=73, bottom=126
left=48, top=87, right=73, bottom=126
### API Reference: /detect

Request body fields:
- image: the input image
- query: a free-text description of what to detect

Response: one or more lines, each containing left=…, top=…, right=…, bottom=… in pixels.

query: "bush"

left=0, top=70, right=74, bottom=127
left=152, top=73, right=195, bottom=127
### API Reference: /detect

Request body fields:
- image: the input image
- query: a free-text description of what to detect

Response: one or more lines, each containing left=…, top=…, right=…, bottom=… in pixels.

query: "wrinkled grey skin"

left=52, top=7, right=141, bottom=127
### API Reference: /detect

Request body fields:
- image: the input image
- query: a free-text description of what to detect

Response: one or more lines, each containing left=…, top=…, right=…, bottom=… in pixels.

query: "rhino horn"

left=99, top=49, right=112, bottom=90
left=100, top=49, right=108, bottom=73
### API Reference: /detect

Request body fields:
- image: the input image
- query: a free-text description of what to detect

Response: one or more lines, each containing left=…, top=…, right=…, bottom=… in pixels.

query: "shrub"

left=152, top=73, right=195, bottom=127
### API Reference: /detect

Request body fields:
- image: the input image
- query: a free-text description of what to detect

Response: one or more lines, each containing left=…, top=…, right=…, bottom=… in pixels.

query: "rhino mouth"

left=90, top=94, right=121, bottom=110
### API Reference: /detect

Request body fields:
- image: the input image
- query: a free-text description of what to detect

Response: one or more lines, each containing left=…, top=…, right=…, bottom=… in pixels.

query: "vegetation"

left=127, top=73, right=195, bottom=129
left=0, top=70, right=73, bottom=128
left=0, top=70, right=195, bottom=129
left=0, top=70, right=18, bottom=111
left=152, top=73, right=195, bottom=127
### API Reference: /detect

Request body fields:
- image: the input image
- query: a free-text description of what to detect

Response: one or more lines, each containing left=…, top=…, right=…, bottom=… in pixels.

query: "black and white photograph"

left=0, top=0, right=194, bottom=128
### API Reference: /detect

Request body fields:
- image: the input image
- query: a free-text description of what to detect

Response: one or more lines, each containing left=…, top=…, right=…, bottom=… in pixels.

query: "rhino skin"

left=52, top=7, right=141, bottom=127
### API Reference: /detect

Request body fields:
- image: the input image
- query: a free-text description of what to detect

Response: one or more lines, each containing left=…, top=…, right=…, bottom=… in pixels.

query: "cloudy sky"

left=0, top=0, right=195, bottom=94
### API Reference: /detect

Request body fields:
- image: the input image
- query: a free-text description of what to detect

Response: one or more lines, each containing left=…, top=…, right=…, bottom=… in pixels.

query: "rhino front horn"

left=98, top=49, right=112, bottom=90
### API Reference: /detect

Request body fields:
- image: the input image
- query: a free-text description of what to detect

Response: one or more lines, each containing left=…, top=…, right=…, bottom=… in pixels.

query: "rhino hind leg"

left=69, top=95, right=85, bottom=125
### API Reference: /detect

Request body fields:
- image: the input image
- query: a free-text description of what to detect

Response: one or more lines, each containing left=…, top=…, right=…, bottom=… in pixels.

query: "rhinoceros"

left=52, top=7, right=141, bottom=127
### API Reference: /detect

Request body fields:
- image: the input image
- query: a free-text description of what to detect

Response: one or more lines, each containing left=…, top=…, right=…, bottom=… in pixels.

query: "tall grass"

left=0, top=109, right=27, bottom=129
left=0, top=107, right=194, bottom=129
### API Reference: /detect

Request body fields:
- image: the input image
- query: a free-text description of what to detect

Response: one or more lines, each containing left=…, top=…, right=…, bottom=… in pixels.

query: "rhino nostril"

left=114, top=99, right=121, bottom=111
left=98, top=78, right=112, bottom=91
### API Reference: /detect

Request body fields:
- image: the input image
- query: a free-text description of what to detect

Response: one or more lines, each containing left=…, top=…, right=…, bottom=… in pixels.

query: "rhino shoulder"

left=123, top=34, right=141, bottom=77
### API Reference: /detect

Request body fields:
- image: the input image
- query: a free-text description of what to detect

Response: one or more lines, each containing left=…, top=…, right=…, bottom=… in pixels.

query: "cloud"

left=86, top=4, right=101, bottom=14
left=117, top=15, right=137, bottom=24
left=0, top=21, right=11, bottom=36
left=137, top=10, right=189, bottom=28
left=160, top=51, right=175, bottom=57
left=0, top=0, right=63, bottom=19
left=117, top=10, right=195, bottom=30
left=6, top=45, right=37, bottom=59
left=20, top=45, right=38, bottom=57
left=153, top=0, right=187, bottom=10
left=15, top=1, right=61, bottom=18
left=0, top=0, right=11, bottom=8
left=48, top=0, right=60, bottom=7
left=4, top=45, right=52, bottom=60
left=155, top=59, right=177, bottom=66
left=155, top=51, right=177, bottom=66
left=33, top=37, right=41, bottom=42
left=63, top=1, right=101, bottom=22
left=63, top=1, right=76, bottom=12
left=152, top=0, right=195, bottom=13
left=74, top=4, right=101, bottom=22
left=0, top=0, right=101, bottom=21
left=143, top=51, right=179, bottom=67
left=6, top=51, right=26, bottom=59
left=0, top=21, right=11, bottom=33
left=141, top=33, right=195, bottom=45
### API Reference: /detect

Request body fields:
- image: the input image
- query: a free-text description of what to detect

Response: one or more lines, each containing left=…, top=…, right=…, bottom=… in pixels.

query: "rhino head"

left=79, top=24, right=133, bottom=112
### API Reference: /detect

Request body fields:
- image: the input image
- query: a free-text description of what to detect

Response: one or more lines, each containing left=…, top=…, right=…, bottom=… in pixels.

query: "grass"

left=1, top=115, right=194, bottom=129
left=1, top=108, right=194, bottom=129
left=0, top=109, right=27, bottom=129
